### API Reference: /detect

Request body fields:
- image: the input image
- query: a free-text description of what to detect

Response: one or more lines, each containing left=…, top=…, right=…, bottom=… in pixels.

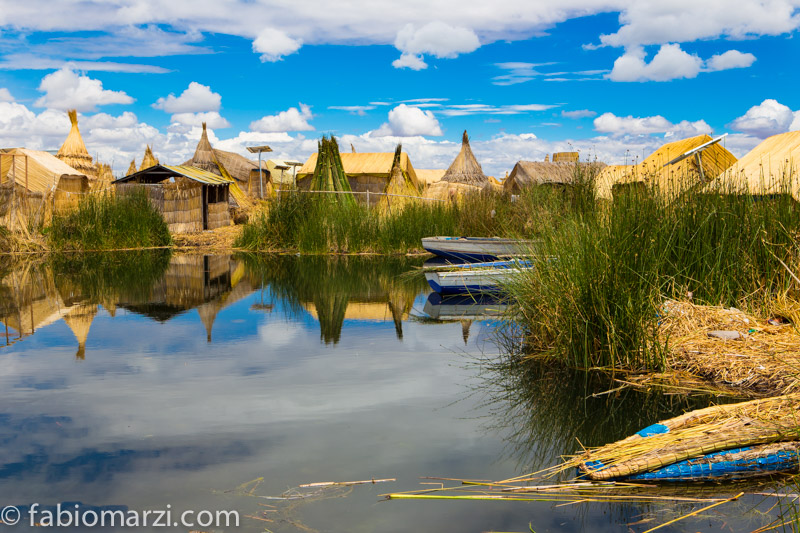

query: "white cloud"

left=249, top=103, right=314, bottom=132
left=608, top=44, right=703, bottom=82
left=252, top=28, right=302, bottom=62
left=594, top=112, right=712, bottom=137
left=393, top=22, right=480, bottom=69
left=492, top=62, right=553, bottom=85
left=153, top=82, right=222, bottom=113
left=0, top=88, right=13, bottom=102
left=439, top=103, right=556, bottom=117
left=599, top=1, right=800, bottom=49
left=371, top=104, right=444, bottom=137
left=34, top=66, right=133, bottom=111
left=392, top=53, right=428, bottom=71
left=562, top=109, right=597, bottom=119
left=729, top=98, right=796, bottom=138
left=705, top=50, right=757, bottom=72
left=792, top=111, right=800, bottom=132
left=328, top=105, right=376, bottom=116
left=169, top=111, right=231, bottom=130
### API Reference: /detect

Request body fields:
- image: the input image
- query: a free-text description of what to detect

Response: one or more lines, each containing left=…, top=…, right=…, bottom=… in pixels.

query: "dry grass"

left=661, top=300, right=800, bottom=396
left=171, top=224, right=242, bottom=252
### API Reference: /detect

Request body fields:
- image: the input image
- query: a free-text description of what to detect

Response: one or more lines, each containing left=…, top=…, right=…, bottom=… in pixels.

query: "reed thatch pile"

left=570, top=393, right=800, bottom=481
left=441, top=130, right=489, bottom=186
left=92, top=161, right=114, bottom=188
left=310, top=135, right=356, bottom=205
left=126, top=159, right=137, bottom=176
left=139, top=145, right=159, bottom=171
left=660, top=300, right=800, bottom=396
left=378, top=144, right=420, bottom=211
left=57, top=110, right=96, bottom=178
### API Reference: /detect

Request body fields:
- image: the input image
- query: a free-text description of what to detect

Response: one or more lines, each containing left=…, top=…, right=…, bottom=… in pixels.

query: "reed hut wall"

left=206, top=197, right=230, bottom=230
left=53, top=175, right=90, bottom=212
left=0, top=183, right=47, bottom=231
left=116, top=181, right=204, bottom=234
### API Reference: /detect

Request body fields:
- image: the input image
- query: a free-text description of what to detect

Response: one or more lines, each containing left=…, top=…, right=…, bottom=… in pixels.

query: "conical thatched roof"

left=182, top=123, right=261, bottom=185
left=57, top=110, right=96, bottom=177
left=139, top=145, right=159, bottom=171
left=378, top=144, right=420, bottom=211
left=126, top=159, right=137, bottom=176
left=441, top=130, right=488, bottom=186
left=63, top=303, right=97, bottom=360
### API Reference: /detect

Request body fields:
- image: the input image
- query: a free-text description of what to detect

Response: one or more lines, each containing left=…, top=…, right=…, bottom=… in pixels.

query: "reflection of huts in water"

left=296, top=148, right=421, bottom=206
left=183, top=123, right=264, bottom=200
left=62, top=303, right=98, bottom=359
left=424, top=130, right=490, bottom=200
left=596, top=135, right=737, bottom=200
left=114, top=164, right=233, bottom=233
left=503, top=159, right=607, bottom=194
left=117, top=255, right=252, bottom=342
left=0, top=148, right=91, bottom=229
left=705, top=130, right=800, bottom=200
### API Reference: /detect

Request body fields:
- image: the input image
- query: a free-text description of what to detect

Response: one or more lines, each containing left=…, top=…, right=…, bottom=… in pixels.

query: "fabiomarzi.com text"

left=1, top=503, right=239, bottom=528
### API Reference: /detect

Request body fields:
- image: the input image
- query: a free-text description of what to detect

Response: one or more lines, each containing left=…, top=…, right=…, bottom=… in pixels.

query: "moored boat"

left=422, top=292, right=508, bottom=320
left=422, top=236, right=534, bottom=262
left=425, top=267, right=511, bottom=295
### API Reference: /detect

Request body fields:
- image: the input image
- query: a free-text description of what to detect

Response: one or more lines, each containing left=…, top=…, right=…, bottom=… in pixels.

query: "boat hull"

left=425, top=268, right=510, bottom=295
left=422, top=237, right=532, bottom=262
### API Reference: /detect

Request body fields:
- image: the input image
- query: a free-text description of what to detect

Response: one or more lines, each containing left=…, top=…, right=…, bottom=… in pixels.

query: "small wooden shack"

left=114, top=164, right=232, bottom=233
left=503, top=160, right=606, bottom=194
left=0, top=148, right=91, bottom=229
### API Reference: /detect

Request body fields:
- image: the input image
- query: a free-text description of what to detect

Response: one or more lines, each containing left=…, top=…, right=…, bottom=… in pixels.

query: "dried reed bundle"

left=139, top=145, right=159, bottom=171
left=441, top=130, right=489, bottom=186
left=56, top=110, right=96, bottom=177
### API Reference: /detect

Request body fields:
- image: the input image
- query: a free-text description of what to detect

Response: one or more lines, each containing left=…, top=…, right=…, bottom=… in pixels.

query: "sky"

left=0, top=0, right=799, bottom=177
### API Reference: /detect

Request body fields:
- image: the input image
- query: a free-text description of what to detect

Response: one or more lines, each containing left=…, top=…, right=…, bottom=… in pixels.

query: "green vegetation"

left=236, top=185, right=578, bottom=253
left=47, top=191, right=171, bottom=251
left=507, top=177, right=800, bottom=371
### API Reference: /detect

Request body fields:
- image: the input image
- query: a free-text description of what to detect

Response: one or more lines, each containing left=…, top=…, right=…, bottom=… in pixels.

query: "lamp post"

left=246, top=145, right=273, bottom=198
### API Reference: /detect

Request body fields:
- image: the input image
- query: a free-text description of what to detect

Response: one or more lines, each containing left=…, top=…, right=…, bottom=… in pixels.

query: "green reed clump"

left=506, top=179, right=800, bottom=371
left=48, top=191, right=171, bottom=251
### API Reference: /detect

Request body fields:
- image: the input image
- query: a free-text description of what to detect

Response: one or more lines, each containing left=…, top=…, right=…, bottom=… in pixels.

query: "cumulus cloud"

left=253, top=28, right=302, bottom=62
left=608, top=44, right=703, bottom=82
left=729, top=99, right=797, bottom=138
left=34, top=66, right=133, bottom=111
left=562, top=109, right=597, bottom=119
left=250, top=104, right=314, bottom=132
left=169, top=111, right=231, bottom=130
left=393, top=22, right=480, bottom=69
left=0, top=88, right=13, bottom=102
left=153, top=82, right=222, bottom=113
left=328, top=105, right=376, bottom=116
left=371, top=104, right=444, bottom=137
left=705, top=50, right=757, bottom=72
left=594, top=112, right=712, bottom=137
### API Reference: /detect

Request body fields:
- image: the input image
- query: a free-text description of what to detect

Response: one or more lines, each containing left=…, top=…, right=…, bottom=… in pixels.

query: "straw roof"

left=182, top=123, right=263, bottom=185
left=423, top=180, right=484, bottom=201
left=596, top=134, right=737, bottom=200
left=709, top=130, right=800, bottom=201
left=415, top=169, right=446, bottom=187
left=139, top=145, right=159, bottom=171
left=0, top=148, right=87, bottom=194
left=379, top=144, right=421, bottom=211
left=126, top=159, right=137, bottom=176
left=56, top=110, right=96, bottom=177
left=441, top=131, right=489, bottom=186
left=298, top=151, right=420, bottom=187
left=503, top=161, right=606, bottom=193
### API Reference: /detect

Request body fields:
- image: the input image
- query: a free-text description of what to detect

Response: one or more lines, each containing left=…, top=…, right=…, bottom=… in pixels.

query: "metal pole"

left=258, top=150, right=263, bottom=198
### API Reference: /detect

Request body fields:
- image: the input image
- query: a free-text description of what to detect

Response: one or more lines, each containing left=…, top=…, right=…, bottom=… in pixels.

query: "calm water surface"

left=0, top=252, right=791, bottom=532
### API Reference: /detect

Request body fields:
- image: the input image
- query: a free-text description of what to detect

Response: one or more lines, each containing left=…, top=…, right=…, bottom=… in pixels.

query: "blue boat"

left=422, top=236, right=534, bottom=262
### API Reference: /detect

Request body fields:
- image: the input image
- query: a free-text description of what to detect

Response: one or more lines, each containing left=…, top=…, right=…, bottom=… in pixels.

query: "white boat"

left=422, top=236, right=534, bottom=262
left=422, top=293, right=508, bottom=320
left=425, top=267, right=516, bottom=295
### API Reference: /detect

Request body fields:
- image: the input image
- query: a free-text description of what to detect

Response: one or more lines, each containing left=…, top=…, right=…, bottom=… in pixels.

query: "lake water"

left=0, top=252, right=792, bottom=532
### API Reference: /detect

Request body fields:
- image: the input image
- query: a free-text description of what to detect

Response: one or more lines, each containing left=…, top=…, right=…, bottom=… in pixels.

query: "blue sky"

left=0, top=1, right=799, bottom=176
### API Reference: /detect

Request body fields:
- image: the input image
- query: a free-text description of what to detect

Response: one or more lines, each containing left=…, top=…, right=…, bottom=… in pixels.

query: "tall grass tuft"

left=48, top=190, right=171, bottom=251
left=507, top=178, right=800, bottom=371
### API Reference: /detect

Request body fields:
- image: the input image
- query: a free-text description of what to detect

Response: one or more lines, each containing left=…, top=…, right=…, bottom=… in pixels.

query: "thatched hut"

left=503, top=161, right=607, bottom=194
left=114, top=164, right=233, bottom=233
left=378, top=144, right=421, bottom=211
left=596, top=134, right=737, bottom=200
left=182, top=123, right=266, bottom=199
left=706, top=130, right=800, bottom=201
left=56, top=110, right=96, bottom=178
left=296, top=147, right=421, bottom=204
left=139, top=145, right=159, bottom=171
left=415, top=169, right=446, bottom=189
left=126, top=159, right=137, bottom=176
left=0, top=148, right=91, bottom=229
left=424, top=130, right=489, bottom=200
